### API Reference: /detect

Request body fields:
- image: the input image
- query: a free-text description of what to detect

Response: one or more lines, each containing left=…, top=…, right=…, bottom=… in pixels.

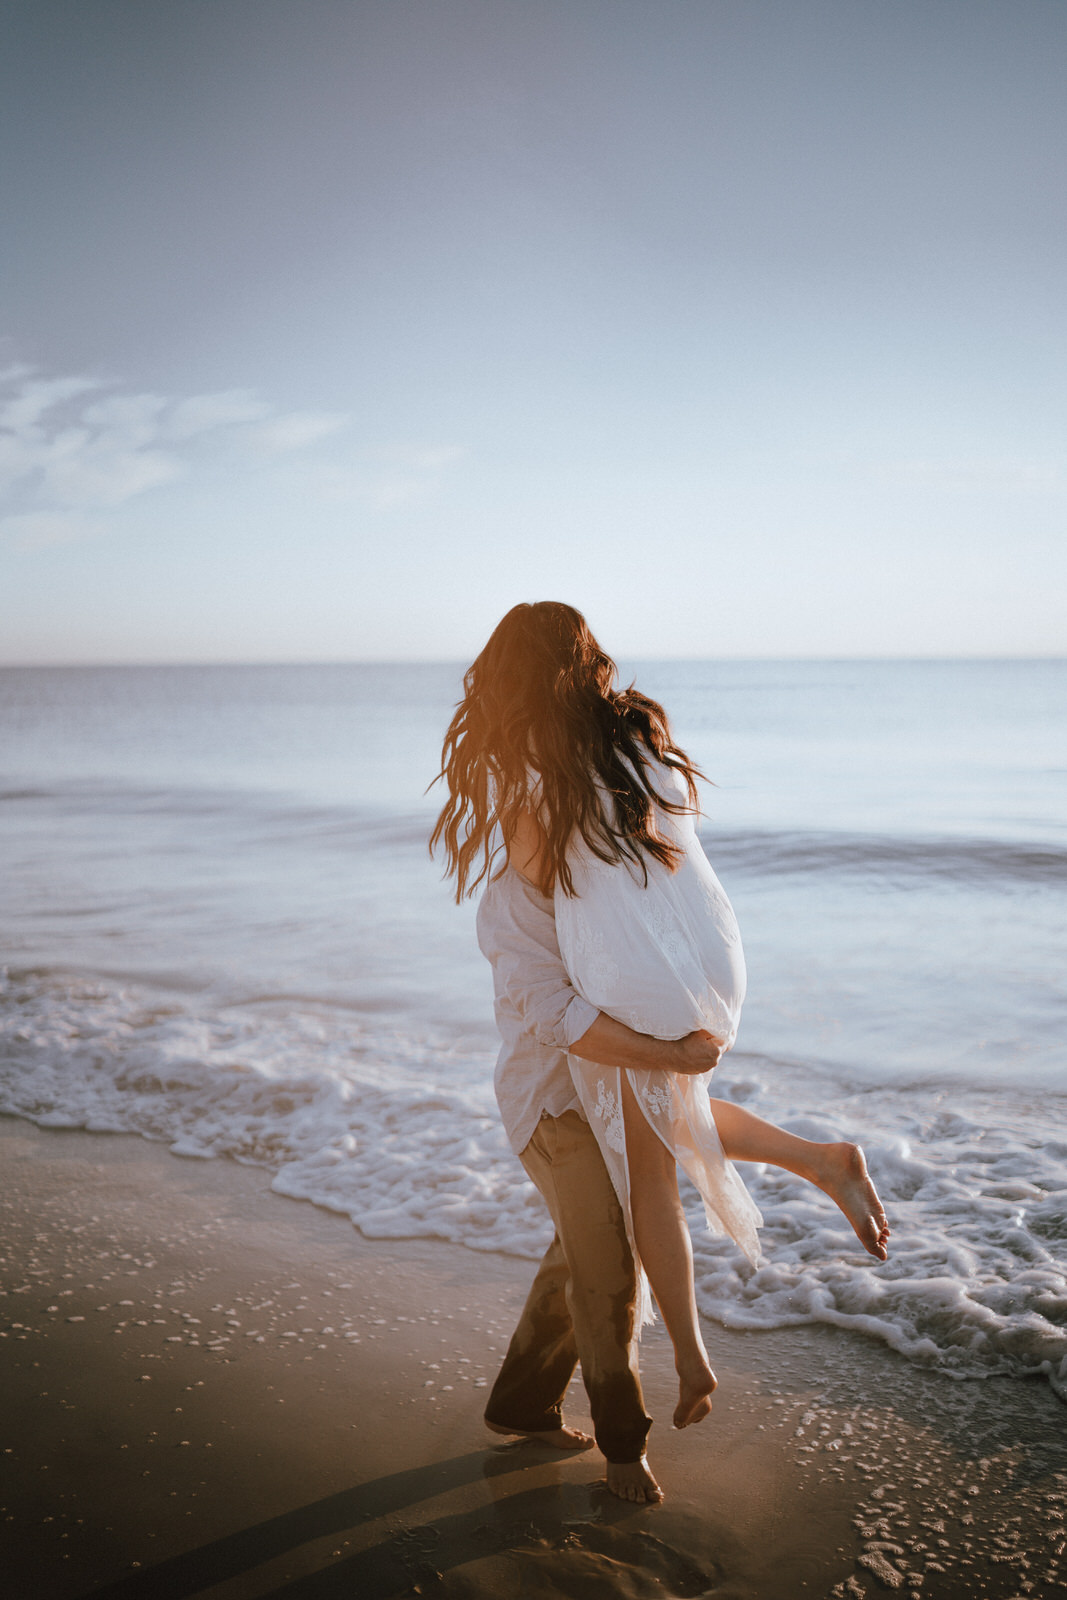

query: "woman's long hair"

left=430, top=601, right=705, bottom=899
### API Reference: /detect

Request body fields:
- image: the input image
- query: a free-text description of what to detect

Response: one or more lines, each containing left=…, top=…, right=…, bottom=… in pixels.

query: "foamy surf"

left=3, top=967, right=1064, bottom=1400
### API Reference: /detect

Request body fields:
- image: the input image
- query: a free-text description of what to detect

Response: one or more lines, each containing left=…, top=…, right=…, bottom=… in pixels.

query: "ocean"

left=1, top=659, right=1064, bottom=1397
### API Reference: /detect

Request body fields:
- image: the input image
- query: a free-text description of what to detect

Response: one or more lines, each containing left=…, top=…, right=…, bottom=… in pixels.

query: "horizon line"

left=1, top=653, right=1064, bottom=670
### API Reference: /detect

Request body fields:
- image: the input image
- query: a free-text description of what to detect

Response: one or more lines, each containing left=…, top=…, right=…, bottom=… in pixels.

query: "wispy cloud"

left=0, top=373, right=103, bottom=434
left=251, top=411, right=349, bottom=453
left=166, top=389, right=272, bottom=440
left=0, top=366, right=352, bottom=546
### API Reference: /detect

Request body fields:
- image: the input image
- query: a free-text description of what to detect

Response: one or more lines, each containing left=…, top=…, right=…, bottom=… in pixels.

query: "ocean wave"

left=704, top=827, right=1067, bottom=885
left=2, top=968, right=1065, bottom=1399
left=0, top=969, right=546, bottom=1259
left=688, top=1098, right=1067, bottom=1397
left=6, top=776, right=1065, bottom=886
left=0, top=778, right=436, bottom=846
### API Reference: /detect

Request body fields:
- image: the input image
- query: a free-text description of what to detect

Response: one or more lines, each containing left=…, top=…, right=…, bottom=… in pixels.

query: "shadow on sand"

left=86, top=1443, right=718, bottom=1600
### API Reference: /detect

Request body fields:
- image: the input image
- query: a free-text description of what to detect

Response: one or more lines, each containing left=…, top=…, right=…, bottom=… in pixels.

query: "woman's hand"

left=669, top=1031, right=725, bottom=1076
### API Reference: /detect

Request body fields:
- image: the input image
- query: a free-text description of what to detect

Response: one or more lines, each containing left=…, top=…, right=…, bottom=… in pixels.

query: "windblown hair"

left=430, top=601, right=704, bottom=900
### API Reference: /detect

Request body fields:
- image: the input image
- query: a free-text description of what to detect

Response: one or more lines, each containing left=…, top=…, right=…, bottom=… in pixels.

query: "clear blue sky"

left=1, top=0, right=1064, bottom=662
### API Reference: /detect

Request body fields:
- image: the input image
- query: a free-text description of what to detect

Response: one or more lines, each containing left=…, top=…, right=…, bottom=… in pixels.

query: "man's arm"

left=479, top=866, right=723, bottom=1075
left=570, top=1012, right=724, bottom=1077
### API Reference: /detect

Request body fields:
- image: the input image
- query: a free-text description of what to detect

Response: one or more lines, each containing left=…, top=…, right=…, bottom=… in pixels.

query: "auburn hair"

left=430, top=601, right=704, bottom=900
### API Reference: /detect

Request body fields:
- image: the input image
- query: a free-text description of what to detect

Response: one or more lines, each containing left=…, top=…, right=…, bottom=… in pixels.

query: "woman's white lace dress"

left=554, top=761, right=762, bottom=1326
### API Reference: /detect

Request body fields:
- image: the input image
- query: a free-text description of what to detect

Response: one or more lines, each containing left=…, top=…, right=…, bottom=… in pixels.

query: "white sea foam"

left=0, top=970, right=550, bottom=1258
left=689, top=1083, right=1067, bottom=1399
left=2, top=968, right=1064, bottom=1399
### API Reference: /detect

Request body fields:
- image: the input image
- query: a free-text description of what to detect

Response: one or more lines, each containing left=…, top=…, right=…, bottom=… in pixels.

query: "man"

left=476, top=861, right=723, bottom=1504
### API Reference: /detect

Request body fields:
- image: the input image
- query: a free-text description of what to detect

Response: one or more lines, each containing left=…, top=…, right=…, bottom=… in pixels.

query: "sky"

left=1, top=0, right=1064, bottom=663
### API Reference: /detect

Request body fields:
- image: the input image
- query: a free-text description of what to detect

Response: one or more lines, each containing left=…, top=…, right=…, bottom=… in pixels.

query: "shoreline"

left=2, top=1114, right=1064, bottom=1599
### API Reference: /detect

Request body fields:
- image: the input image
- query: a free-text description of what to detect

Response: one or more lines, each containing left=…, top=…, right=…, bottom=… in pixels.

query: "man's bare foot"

left=606, top=1457, right=664, bottom=1503
left=815, top=1142, right=891, bottom=1261
left=485, top=1419, right=594, bottom=1451
left=673, top=1359, right=717, bottom=1429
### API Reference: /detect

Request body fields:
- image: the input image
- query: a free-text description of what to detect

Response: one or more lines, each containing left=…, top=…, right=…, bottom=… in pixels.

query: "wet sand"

left=2, top=1115, right=1064, bottom=1600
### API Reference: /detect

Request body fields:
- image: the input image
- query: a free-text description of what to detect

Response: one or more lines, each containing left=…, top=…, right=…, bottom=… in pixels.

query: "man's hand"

left=668, top=1030, right=724, bottom=1076
left=570, top=1014, right=725, bottom=1076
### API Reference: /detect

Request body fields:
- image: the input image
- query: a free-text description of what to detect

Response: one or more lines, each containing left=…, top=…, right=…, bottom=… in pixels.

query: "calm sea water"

left=1, top=661, right=1065, bottom=1394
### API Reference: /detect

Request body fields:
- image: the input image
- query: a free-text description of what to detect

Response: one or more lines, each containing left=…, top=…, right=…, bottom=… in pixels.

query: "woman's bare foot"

left=673, top=1358, right=717, bottom=1429
left=814, top=1142, right=891, bottom=1261
left=485, top=1419, right=594, bottom=1450
left=606, top=1457, right=664, bottom=1503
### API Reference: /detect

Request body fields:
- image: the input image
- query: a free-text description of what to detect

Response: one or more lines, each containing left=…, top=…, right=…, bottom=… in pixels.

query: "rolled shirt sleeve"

left=476, top=866, right=597, bottom=1155
left=478, top=872, right=598, bottom=1049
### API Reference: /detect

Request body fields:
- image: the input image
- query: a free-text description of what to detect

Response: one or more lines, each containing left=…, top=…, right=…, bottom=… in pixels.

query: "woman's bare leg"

left=709, top=1099, right=890, bottom=1261
left=620, top=1075, right=716, bottom=1429
left=614, top=1085, right=889, bottom=1438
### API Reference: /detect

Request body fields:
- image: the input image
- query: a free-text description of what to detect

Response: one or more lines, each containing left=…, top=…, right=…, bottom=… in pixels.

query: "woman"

left=433, top=601, right=889, bottom=1435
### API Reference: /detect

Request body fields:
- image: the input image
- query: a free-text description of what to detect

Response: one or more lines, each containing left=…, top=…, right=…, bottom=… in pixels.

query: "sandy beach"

left=2, top=1115, right=1064, bottom=1600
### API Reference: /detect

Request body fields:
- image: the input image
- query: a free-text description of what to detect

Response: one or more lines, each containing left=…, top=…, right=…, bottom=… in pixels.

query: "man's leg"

left=486, top=1111, right=653, bottom=1472
left=483, top=1230, right=583, bottom=1437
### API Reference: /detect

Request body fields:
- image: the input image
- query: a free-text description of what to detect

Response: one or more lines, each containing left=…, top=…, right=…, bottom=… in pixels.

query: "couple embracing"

left=432, top=602, right=889, bottom=1503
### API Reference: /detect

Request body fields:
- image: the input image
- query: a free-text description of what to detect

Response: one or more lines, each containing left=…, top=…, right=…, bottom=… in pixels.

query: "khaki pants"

left=484, top=1110, right=652, bottom=1464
